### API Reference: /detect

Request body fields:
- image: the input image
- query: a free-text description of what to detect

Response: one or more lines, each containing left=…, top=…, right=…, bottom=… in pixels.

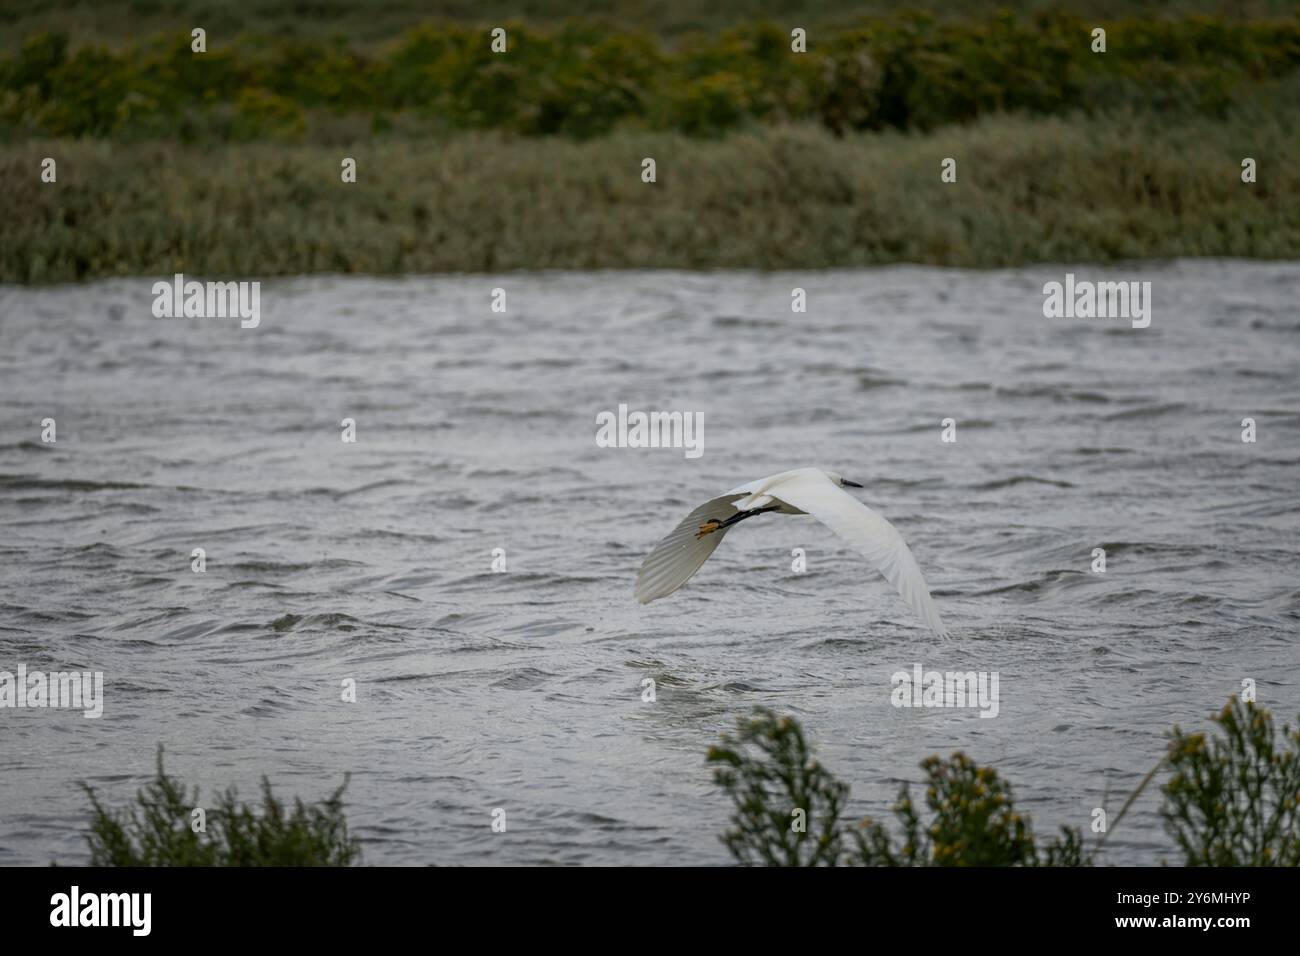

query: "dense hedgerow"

left=2, top=14, right=1299, bottom=142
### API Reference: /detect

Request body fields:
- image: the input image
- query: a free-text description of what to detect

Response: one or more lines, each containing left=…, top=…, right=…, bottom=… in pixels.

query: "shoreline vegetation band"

left=3, top=6, right=1298, bottom=280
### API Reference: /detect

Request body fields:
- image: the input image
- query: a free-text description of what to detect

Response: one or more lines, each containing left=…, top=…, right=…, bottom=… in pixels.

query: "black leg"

left=718, top=505, right=780, bottom=528
left=696, top=505, right=780, bottom=538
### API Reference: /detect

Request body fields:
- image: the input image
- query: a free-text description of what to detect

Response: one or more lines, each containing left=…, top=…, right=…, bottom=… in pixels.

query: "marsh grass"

left=79, top=747, right=360, bottom=866
left=6, top=100, right=1297, bottom=282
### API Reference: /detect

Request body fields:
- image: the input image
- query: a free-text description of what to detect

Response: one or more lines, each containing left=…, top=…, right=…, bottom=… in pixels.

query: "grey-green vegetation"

left=2, top=4, right=1297, bottom=281
left=75, top=699, right=1297, bottom=866
left=80, top=747, right=360, bottom=866
left=707, top=708, right=1087, bottom=866
left=6, top=101, right=1297, bottom=283
left=1163, top=698, right=1300, bottom=866
left=708, top=699, right=1300, bottom=867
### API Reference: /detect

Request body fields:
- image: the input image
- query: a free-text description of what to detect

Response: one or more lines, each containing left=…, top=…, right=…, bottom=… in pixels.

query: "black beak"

left=841, top=479, right=863, bottom=488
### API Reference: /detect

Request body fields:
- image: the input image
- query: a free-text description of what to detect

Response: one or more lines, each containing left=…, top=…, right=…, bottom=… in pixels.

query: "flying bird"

left=635, top=467, right=949, bottom=637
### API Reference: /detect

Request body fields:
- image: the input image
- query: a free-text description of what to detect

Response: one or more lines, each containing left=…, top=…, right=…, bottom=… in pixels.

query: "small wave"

left=857, top=373, right=907, bottom=390
left=0, top=441, right=54, bottom=453
left=1102, top=402, right=1187, bottom=421
left=711, top=315, right=780, bottom=328
left=900, top=418, right=995, bottom=432
left=973, top=476, right=1075, bottom=490
left=491, top=667, right=556, bottom=690
left=0, top=474, right=149, bottom=492
left=229, top=558, right=363, bottom=573
left=964, top=569, right=1088, bottom=597
left=994, top=385, right=1112, bottom=403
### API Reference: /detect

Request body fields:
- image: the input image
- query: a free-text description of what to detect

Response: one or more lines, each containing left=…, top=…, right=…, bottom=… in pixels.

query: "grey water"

left=0, top=262, right=1297, bottom=866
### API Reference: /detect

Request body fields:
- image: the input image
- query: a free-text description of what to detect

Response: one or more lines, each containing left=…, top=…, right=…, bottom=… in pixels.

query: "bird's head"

left=825, top=470, right=864, bottom=489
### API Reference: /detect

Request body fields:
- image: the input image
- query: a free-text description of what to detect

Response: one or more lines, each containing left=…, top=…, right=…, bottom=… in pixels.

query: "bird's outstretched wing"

left=769, top=471, right=949, bottom=637
left=635, top=494, right=744, bottom=603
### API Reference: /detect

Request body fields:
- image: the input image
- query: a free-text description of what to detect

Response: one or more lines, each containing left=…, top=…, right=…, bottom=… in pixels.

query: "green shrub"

left=7, top=31, right=68, bottom=97
left=706, top=709, right=848, bottom=865
left=232, top=87, right=305, bottom=140
left=851, top=753, right=1088, bottom=866
left=1163, top=698, right=1300, bottom=866
left=710, top=701, right=1300, bottom=867
left=80, top=747, right=360, bottom=866
left=708, top=707, right=1086, bottom=866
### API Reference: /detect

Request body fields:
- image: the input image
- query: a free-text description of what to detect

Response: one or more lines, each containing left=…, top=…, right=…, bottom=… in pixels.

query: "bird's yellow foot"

left=695, top=519, right=722, bottom=539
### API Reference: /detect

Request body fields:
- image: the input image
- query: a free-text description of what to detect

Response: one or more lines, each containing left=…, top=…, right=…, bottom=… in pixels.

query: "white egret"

left=635, top=467, right=949, bottom=637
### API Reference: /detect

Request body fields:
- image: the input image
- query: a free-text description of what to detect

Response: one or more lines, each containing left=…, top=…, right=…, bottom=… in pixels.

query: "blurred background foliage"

left=3, top=1, right=1298, bottom=50
left=2, top=10, right=1300, bottom=142
left=3, top=2, right=1298, bottom=280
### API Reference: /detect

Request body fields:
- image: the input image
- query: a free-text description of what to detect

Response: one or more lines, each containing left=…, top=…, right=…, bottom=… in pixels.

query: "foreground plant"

left=850, top=753, right=1087, bottom=866
left=706, top=709, right=847, bottom=865
left=80, top=747, right=360, bottom=866
left=1162, top=698, right=1300, bottom=866
left=707, top=707, right=1084, bottom=866
left=711, top=700, right=1300, bottom=866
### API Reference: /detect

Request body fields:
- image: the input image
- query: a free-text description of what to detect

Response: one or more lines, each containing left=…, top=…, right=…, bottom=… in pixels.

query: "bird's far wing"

left=770, top=472, right=949, bottom=637
left=635, top=494, right=744, bottom=604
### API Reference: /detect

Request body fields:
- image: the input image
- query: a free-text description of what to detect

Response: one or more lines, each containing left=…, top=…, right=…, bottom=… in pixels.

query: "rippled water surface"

left=1, top=262, right=1298, bottom=865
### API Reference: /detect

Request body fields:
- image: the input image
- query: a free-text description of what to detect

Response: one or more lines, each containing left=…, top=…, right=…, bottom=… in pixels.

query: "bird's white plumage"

left=635, top=468, right=949, bottom=637
left=634, top=494, right=744, bottom=604
left=759, top=469, right=949, bottom=637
